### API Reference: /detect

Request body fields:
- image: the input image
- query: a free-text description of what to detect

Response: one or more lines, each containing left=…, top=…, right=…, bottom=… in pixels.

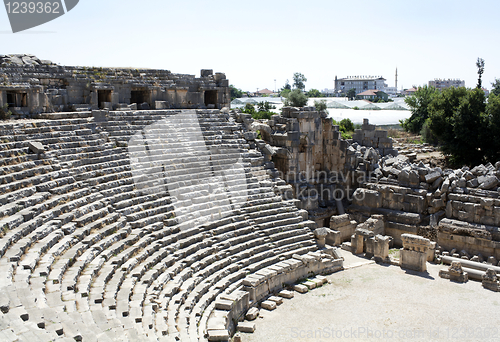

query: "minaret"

left=395, top=68, right=398, bottom=90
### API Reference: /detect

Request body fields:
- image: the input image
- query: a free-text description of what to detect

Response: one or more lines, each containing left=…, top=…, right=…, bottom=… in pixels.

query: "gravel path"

left=241, top=252, right=500, bottom=342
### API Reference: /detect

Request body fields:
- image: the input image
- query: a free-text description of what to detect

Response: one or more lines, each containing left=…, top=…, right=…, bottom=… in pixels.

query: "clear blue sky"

left=1, top=0, right=499, bottom=92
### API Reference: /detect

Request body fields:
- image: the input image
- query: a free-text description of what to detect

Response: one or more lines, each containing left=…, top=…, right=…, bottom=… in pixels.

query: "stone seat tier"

left=0, top=109, right=327, bottom=341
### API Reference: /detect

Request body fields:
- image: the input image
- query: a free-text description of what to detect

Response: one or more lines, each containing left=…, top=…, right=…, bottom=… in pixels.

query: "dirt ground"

left=240, top=252, right=500, bottom=342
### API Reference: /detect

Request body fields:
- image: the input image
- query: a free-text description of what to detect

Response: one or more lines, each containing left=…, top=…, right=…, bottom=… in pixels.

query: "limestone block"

left=261, top=300, right=276, bottom=311
left=401, top=234, right=430, bottom=253
left=478, top=175, right=498, bottom=190
left=482, top=269, right=500, bottom=291
left=207, top=330, right=230, bottom=341
left=28, top=141, right=44, bottom=154
left=293, top=284, right=308, bottom=293
left=425, top=171, right=441, bottom=184
left=237, top=322, right=256, bottom=333
left=439, top=261, right=468, bottom=282
left=268, top=296, right=283, bottom=305
left=278, top=290, right=294, bottom=299
left=245, top=307, right=260, bottom=321
left=400, top=249, right=428, bottom=272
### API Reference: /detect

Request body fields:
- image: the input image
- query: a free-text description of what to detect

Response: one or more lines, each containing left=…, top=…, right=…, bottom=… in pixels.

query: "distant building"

left=321, top=88, right=336, bottom=97
left=357, top=89, right=389, bottom=101
left=334, top=76, right=387, bottom=96
left=382, top=86, right=398, bottom=96
left=429, top=79, right=465, bottom=90
left=257, top=88, right=274, bottom=96
left=403, top=87, right=418, bottom=96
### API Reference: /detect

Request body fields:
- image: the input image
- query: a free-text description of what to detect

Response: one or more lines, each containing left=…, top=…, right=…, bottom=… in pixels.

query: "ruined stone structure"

left=0, top=107, right=342, bottom=341
left=0, top=54, right=230, bottom=116
left=249, top=106, right=500, bottom=269
left=1, top=60, right=500, bottom=341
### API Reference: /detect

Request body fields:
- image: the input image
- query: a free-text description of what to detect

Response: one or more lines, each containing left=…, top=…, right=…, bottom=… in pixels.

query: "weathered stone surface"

left=245, top=307, right=260, bottom=321
left=261, top=300, right=277, bottom=311
left=28, top=141, right=45, bottom=154
left=237, top=322, right=256, bottom=333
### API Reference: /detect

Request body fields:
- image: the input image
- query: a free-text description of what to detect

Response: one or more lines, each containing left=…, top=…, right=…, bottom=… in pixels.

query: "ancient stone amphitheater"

left=0, top=57, right=499, bottom=342
left=0, top=107, right=347, bottom=341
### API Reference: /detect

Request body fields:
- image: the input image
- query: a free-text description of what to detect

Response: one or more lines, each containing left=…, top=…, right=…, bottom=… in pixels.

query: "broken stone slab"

left=237, top=322, right=256, bottom=333
left=28, top=141, right=45, bottom=154
left=293, top=284, right=308, bottom=294
left=267, top=296, right=283, bottom=305
left=425, top=171, right=442, bottom=184
left=207, top=330, right=230, bottom=341
left=278, top=290, right=294, bottom=299
left=478, top=175, right=498, bottom=190
left=245, top=307, right=259, bottom=321
left=303, top=281, right=316, bottom=290
left=261, top=300, right=276, bottom=311
left=439, top=261, right=468, bottom=283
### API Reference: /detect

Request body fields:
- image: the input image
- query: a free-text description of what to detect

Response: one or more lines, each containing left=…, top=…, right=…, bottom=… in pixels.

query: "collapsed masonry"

left=0, top=54, right=230, bottom=116
left=245, top=106, right=500, bottom=266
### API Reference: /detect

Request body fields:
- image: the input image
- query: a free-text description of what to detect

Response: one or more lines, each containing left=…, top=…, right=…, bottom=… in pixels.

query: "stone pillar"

left=314, top=228, right=329, bottom=249
left=400, top=234, right=430, bottom=272
left=373, top=235, right=391, bottom=262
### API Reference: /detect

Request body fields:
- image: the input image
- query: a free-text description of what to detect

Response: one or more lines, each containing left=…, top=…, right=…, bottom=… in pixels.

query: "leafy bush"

left=242, top=102, right=274, bottom=120
left=284, top=89, right=308, bottom=107
left=339, top=118, right=354, bottom=132
left=314, top=100, right=327, bottom=112
left=352, top=106, right=359, bottom=110
left=0, top=105, right=11, bottom=120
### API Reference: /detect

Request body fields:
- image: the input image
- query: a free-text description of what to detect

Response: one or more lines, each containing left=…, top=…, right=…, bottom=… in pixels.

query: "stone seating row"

left=0, top=110, right=328, bottom=341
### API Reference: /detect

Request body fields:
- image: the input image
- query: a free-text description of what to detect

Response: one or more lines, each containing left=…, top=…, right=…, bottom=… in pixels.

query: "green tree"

left=283, top=79, right=291, bottom=91
left=476, top=58, right=485, bottom=89
left=241, top=103, right=256, bottom=115
left=428, top=87, right=487, bottom=166
left=293, top=73, right=307, bottom=90
left=339, top=118, right=354, bottom=133
left=346, top=88, right=356, bottom=101
left=401, top=85, right=438, bottom=134
left=284, top=89, right=308, bottom=107
left=257, top=101, right=276, bottom=112
left=484, top=93, right=500, bottom=162
left=230, top=85, right=244, bottom=101
left=280, top=88, right=291, bottom=98
left=314, top=100, right=327, bottom=112
left=491, top=78, right=500, bottom=96
left=307, top=89, right=322, bottom=98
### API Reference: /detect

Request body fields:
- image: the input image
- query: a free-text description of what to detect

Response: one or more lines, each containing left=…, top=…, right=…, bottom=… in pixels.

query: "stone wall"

left=245, top=107, right=394, bottom=228
left=352, top=119, right=397, bottom=156
left=0, top=54, right=230, bottom=116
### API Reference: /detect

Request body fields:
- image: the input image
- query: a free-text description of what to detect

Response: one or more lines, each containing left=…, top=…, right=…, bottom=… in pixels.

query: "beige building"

left=334, top=76, right=387, bottom=96
left=429, top=79, right=465, bottom=90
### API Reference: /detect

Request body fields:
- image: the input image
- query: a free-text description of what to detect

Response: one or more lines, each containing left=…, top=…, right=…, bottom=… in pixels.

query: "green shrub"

left=284, top=89, right=308, bottom=107
left=0, top=105, right=11, bottom=120
left=314, top=100, right=327, bottom=112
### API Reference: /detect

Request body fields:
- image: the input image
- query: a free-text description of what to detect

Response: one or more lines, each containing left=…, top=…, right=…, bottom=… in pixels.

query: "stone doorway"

left=6, top=91, right=27, bottom=108
left=204, top=90, right=217, bottom=108
left=98, top=90, right=112, bottom=109
left=130, top=89, right=150, bottom=107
